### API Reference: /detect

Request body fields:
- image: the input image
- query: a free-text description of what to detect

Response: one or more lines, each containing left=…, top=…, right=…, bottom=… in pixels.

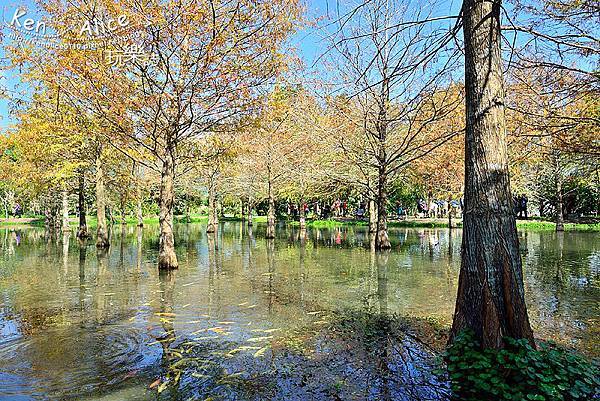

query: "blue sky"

left=2, top=0, right=593, bottom=131
left=0, top=0, right=464, bottom=130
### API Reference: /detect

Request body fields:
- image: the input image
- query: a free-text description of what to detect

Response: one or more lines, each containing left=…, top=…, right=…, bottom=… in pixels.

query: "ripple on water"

left=0, top=324, right=160, bottom=399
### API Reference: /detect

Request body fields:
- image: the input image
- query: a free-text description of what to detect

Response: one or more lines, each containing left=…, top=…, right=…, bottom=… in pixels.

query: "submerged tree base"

left=158, top=251, right=179, bottom=270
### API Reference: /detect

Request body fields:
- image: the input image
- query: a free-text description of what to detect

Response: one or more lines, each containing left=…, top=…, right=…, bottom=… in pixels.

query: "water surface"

left=0, top=223, right=598, bottom=400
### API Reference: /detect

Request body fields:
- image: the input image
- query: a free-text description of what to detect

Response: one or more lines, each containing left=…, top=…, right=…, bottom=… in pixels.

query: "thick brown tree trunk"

left=266, top=176, right=275, bottom=239
left=375, top=170, right=391, bottom=249
left=450, top=0, right=534, bottom=349
left=76, top=171, right=88, bottom=238
left=158, top=149, right=178, bottom=269
left=95, top=154, right=110, bottom=249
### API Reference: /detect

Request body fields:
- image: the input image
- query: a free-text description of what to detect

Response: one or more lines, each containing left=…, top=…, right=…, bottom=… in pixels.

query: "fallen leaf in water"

left=218, top=321, right=235, bottom=325
left=247, top=304, right=257, bottom=309
left=182, top=282, right=195, bottom=287
left=307, top=311, right=324, bottom=315
left=209, top=327, right=231, bottom=336
left=155, top=312, right=176, bottom=317
left=157, top=381, right=168, bottom=393
left=247, top=336, right=273, bottom=342
left=103, top=293, right=115, bottom=296
left=251, top=328, right=280, bottom=333
left=149, top=379, right=160, bottom=389
left=181, top=304, right=190, bottom=308
left=253, top=346, right=269, bottom=358
left=238, top=302, right=248, bottom=306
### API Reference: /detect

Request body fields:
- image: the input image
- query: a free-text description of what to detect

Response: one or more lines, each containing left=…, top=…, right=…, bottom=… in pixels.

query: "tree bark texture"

left=77, top=171, right=89, bottom=238
left=450, top=0, right=534, bottom=349
left=158, top=149, right=178, bottom=269
left=266, top=177, right=275, bottom=239
left=207, top=176, right=218, bottom=233
left=95, top=154, right=110, bottom=249
left=61, top=186, right=71, bottom=233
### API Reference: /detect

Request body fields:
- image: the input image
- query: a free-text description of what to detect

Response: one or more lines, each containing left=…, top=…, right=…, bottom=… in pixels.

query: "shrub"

left=444, top=330, right=599, bottom=401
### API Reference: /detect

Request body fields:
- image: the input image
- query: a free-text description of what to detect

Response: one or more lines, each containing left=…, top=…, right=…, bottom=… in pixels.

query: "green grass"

left=515, top=221, right=600, bottom=231
left=0, top=214, right=268, bottom=228
left=2, top=214, right=598, bottom=231
left=288, top=218, right=600, bottom=231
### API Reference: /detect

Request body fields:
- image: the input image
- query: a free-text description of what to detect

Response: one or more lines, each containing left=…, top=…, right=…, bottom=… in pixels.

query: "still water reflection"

left=0, top=223, right=598, bottom=400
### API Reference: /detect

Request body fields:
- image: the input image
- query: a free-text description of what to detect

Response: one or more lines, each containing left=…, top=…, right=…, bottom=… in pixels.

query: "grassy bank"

left=289, top=218, right=600, bottom=231
left=0, top=214, right=268, bottom=228
left=2, top=215, right=598, bottom=231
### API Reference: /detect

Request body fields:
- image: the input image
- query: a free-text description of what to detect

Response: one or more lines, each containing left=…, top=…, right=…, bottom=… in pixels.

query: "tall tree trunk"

left=247, top=197, right=254, bottom=227
left=136, top=197, right=144, bottom=227
left=96, top=154, right=110, bottom=248
left=62, top=186, right=71, bottom=233
left=76, top=171, right=88, bottom=238
left=207, top=176, right=218, bottom=233
left=375, top=169, right=391, bottom=249
left=368, top=198, right=378, bottom=233
left=185, top=193, right=191, bottom=223
left=448, top=195, right=453, bottom=229
left=554, top=154, right=565, bottom=232
left=120, top=196, right=127, bottom=225
left=136, top=164, right=144, bottom=227
left=158, top=149, right=178, bottom=269
left=299, top=200, right=306, bottom=231
left=450, top=0, right=533, bottom=349
left=266, top=176, right=275, bottom=239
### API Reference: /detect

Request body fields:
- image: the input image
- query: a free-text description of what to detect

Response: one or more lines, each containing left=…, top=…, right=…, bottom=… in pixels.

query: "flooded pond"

left=0, top=223, right=598, bottom=400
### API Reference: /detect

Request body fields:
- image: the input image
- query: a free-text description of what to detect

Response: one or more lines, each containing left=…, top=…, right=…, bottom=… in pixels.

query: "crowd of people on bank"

left=285, top=194, right=530, bottom=221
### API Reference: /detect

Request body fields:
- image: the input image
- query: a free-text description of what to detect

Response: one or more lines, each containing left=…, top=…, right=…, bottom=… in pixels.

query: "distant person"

left=14, top=203, right=22, bottom=218
left=521, top=195, right=528, bottom=219
left=356, top=203, right=365, bottom=219
left=323, top=204, right=331, bottom=219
